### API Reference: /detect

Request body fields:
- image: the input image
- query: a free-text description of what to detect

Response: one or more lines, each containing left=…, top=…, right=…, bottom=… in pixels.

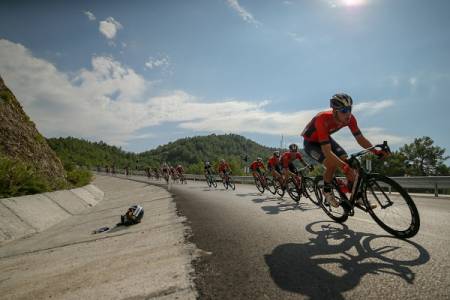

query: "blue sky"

left=0, top=0, right=449, bottom=158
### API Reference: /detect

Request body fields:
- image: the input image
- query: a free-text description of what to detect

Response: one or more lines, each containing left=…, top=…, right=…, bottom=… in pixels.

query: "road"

left=0, top=175, right=197, bottom=300
left=171, top=179, right=450, bottom=299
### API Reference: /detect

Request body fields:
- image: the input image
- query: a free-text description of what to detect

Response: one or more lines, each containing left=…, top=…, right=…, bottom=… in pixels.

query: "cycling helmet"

left=205, top=161, right=210, bottom=166
left=256, top=157, right=262, bottom=162
left=289, top=143, right=298, bottom=152
left=220, top=159, right=225, bottom=163
left=330, top=93, right=353, bottom=109
left=273, top=151, right=280, bottom=157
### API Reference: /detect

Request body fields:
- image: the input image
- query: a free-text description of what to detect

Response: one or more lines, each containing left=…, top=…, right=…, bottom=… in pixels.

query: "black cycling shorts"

left=268, top=164, right=282, bottom=174
left=303, top=137, right=347, bottom=163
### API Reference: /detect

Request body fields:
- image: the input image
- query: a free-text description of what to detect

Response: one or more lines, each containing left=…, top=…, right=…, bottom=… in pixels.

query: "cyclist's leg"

left=304, top=139, right=340, bottom=207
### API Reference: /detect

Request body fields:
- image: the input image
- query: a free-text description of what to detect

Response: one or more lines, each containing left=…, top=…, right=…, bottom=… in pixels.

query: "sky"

left=0, top=0, right=449, bottom=158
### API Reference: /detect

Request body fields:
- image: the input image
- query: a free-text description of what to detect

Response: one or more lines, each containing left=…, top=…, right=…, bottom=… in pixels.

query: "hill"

left=48, top=134, right=313, bottom=175
left=0, top=76, right=68, bottom=196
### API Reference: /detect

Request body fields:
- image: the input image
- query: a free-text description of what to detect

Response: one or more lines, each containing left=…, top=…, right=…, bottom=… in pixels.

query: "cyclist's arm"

left=355, top=134, right=372, bottom=149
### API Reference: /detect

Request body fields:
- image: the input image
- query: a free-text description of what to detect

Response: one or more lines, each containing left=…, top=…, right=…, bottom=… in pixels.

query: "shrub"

left=66, top=167, right=92, bottom=187
left=0, top=156, right=50, bottom=198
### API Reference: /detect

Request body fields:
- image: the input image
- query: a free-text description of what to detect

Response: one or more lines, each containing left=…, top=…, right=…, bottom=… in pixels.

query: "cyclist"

left=268, top=151, right=283, bottom=183
left=204, top=161, right=214, bottom=184
left=250, top=157, right=266, bottom=182
left=280, top=144, right=313, bottom=188
left=161, top=163, right=170, bottom=182
left=175, top=164, right=185, bottom=182
left=218, top=159, right=231, bottom=184
left=301, top=93, right=388, bottom=208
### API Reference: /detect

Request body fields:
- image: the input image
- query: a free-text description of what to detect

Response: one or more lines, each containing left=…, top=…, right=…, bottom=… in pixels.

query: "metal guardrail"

left=95, top=169, right=450, bottom=197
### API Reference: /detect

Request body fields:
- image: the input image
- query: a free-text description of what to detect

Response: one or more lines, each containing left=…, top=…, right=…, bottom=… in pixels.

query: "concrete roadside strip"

left=0, top=174, right=198, bottom=299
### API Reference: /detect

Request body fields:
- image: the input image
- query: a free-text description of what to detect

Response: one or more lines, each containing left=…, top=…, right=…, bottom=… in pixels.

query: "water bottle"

left=337, top=178, right=350, bottom=193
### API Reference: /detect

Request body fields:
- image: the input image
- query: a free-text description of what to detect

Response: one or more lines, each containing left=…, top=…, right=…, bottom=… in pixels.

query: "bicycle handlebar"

left=348, top=141, right=391, bottom=168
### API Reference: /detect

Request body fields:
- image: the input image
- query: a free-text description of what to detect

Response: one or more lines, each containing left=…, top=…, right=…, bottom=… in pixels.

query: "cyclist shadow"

left=264, top=221, right=430, bottom=299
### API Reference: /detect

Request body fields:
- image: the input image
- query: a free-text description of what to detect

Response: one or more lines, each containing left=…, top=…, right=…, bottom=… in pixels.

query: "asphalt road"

left=171, top=180, right=450, bottom=300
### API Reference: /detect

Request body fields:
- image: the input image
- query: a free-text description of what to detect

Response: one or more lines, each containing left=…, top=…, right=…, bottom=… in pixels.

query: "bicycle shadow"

left=236, top=192, right=262, bottom=197
left=264, top=221, right=430, bottom=299
left=251, top=195, right=280, bottom=203
left=260, top=201, right=318, bottom=214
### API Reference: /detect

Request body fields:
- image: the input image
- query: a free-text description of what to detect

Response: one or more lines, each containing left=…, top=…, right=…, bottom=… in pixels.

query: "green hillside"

left=48, top=134, right=312, bottom=175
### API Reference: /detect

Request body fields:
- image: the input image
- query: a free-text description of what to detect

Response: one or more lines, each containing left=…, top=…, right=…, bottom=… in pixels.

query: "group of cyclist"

left=159, top=162, right=186, bottom=183
left=141, top=93, right=388, bottom=209
left=203, top=93, right=389, bottom=209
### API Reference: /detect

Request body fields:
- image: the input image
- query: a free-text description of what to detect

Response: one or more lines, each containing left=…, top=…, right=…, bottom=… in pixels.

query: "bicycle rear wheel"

left=255, top=177, right=265, bottom=193
left=363, top=174, right=420, bottom=238
left=314, top=176, right=349, bottom=223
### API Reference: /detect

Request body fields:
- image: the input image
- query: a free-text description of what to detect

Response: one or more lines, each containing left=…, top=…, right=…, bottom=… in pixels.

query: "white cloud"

left=145, top=55, right=170, bottom=70
left=226, top=0, right=261, bottom=26
left=84, top=11, right=96, bottom=21
left=332, top=127, right=409, bottom=152
left=409, top=77, right=417, bottom=86
left=288, top=32, right=306, bottom=43
left=0, top=39, right=403, bottom=150
left=99, top=17, right=123, bottom=39
left=353, top=99, right=395, bottom=116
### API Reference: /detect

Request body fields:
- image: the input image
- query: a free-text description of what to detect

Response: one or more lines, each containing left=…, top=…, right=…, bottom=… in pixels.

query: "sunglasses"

left=339, top=106, right=352, bottom=113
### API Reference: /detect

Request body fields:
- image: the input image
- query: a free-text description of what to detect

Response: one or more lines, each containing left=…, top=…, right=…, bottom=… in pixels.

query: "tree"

left=399, top=136, right=449, bottom=176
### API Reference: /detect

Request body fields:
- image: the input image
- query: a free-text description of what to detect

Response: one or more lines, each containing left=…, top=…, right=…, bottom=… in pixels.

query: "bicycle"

left=272, top=174, right=286, bottom=197
left=178, top=173, right=187, bottom=184
left=314, top=141, right=420, bottom=239
left=206, top=173, right=217, bottom=188
left=254, top=172, right=277, bottom=195
left=286, top=166, right=318, bottom=205
left=222, top=172, right=236, bottom=190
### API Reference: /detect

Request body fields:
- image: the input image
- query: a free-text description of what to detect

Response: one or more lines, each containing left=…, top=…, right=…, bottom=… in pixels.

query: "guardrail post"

left=435, top=183, right=439, bottom=197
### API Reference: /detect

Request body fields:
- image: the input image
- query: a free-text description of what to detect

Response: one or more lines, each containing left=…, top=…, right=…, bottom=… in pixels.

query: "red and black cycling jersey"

left=301, top=110, right=361, bottom=145
left=250, top=161, right=265, bottom=171
left=175, top=166, right=184, bottom=173
left=218, top=162, right=230, bottom=172
left=280, top=151, right=303, bottom=168
left=267, top=156, right=280, bottom=168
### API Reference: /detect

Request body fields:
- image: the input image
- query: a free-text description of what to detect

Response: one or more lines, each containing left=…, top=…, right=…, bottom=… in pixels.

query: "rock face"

left=0, top=76, right=66, bottom=186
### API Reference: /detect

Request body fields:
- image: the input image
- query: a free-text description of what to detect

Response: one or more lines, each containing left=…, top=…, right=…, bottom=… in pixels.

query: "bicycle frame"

left=336, top=141, right=392, bottom=215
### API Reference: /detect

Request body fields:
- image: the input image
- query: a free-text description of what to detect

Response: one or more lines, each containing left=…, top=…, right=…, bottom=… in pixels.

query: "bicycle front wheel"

left=302, top=177, right=320, bottom=206
left=363, top=174, right=420, bottom=238
left=228, top=177, right=236, bottom=190
left=255, top=177, right=265, bottom=193
left=274, top=179, right=285, bottom=197
left=266, top=178, right=277, bottom=195
left=287, top=177, right=300, bottom=203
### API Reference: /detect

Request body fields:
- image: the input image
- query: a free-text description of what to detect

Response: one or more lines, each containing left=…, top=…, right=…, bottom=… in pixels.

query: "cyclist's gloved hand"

left=371, top=149, right=389, bottom=159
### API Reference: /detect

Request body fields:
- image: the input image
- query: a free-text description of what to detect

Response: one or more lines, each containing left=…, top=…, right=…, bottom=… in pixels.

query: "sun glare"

left=341, top=0, right=366, bottom=6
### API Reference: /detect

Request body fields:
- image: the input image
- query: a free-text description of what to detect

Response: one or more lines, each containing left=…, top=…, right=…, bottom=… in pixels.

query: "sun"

left=341, top=0, right=366, bottom=6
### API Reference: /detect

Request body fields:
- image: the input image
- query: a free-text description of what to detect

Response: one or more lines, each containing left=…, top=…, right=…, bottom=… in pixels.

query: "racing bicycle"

left=314, top=141, right=420, bottom=239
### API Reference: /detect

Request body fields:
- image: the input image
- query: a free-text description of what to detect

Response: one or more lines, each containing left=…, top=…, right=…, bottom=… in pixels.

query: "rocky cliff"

left=0, top=76, right=66, bottom=187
